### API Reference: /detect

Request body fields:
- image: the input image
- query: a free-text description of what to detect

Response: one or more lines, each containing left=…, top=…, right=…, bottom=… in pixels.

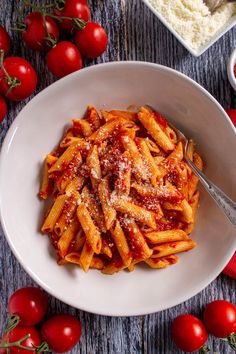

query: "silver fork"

left=168, top=120, right=236, bottom=228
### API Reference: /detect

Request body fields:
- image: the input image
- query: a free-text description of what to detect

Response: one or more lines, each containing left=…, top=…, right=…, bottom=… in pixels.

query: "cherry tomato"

left=75, top=22, right=108, bottom=59
left=0, top=94, right=7, bottom=122
left=0, top=25, right=10, bottom=55
left=0, top=56, right=37, bottom=101
left=22, top=12, right=59, bottom=51
left=0, top=326, right=41, bottom=354
left=8, top=287, right=48, bottom=326
left=46, top=41, right=82, bottom=78
left=204, top=300, right=236, bottom=338
left=54, top=0, right=90, bottom=33
left=226, top=109, right=236, bottom=127
left=223, top=252, right=236, bottom=279
left=41, top=314, right=82, bottom=353
left=172, top=314, right=208, bottom=352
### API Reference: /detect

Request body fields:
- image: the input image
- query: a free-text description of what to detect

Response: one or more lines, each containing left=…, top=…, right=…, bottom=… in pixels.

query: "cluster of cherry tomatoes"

left=172, top=300, right=236, bottom=352
left=0, top=287, right=81, bottom=353
left=0, top=0, right=108, bottom=123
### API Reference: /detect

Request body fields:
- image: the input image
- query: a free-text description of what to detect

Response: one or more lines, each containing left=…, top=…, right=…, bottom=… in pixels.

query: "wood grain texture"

left=0, top=1, right=236, bottom=353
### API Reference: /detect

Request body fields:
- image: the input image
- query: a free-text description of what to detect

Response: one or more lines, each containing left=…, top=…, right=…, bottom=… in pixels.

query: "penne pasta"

left=151, top=240, right=196, bottom=258
left=184, top=191, right=200, bottom=234
left=79, top=241, right=94, bottom=272
left=54, top=192, right=80, bottom=236
left=81, top=185, right=106, bottom=233
left=109, top=110, right=138, bottom=122
left=175, top=162, right=189, bottom=200
left=41, top=194, right=67, bottom=233
left=121, top=135, right=148, bottom=181
left=145, top=255, right=179, bottom=269
left=65, top=175, right=85, bottom=195
left=131, top=181, right=183, bottom=203
left=188, top=152, right=203, bottom=200
left=39, top=105, right=202, bottom=274
left=73, top=118, right=93, bottom=137
left=98, top=177, right=117, bottom=230
left=76, top=203, right=102, bottom=254
left=136, top=137, right=162, bottom=185
left=102, top=257, right=127, bottom=275
left=144, top=229, right=189, bottom=244
left=58, top=220, right=79, bottom=258
left=122, top=219, right=153, bottom=261
left=89, top=117, right=134, bottom=143
left=114, top=151, right=132, bottom=195
left=110, top=220, right=132, bottom=266
left=86, top=105, right=101, bottom=130
left=56, top=153, right=82, bottom=193
left=49, top=143, right=80, bottom=174
left=179, top=199, right=194, bottom=224
left=112, top=197, right=157, bottom=229
left=64, top=252, right=81, bottom=265
left=90, top=256, right=105, bottom=270
left=101, top=239, right=113, bottom=258
left=38, top=154, right=57, bottom=199
left=86, top=145, right=101, bottom=191
left=72, top=229, right=85, bottom=252
left=137, top=107, right=175, bottom=152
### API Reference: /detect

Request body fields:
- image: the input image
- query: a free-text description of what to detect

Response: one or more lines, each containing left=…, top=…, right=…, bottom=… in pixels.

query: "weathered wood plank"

left=0, top=0, right=235, bottom=353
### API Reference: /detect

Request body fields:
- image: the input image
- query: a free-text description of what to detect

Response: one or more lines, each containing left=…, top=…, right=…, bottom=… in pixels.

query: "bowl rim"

left=0, top=61, right=236, bottom=317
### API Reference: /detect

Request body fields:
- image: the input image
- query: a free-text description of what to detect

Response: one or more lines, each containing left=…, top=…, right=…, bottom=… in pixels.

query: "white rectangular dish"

left=142, top=0, right=236, bottom=57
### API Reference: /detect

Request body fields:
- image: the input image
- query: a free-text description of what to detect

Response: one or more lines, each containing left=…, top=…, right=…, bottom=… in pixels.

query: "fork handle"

left=187, top=158, right=236, bottom=228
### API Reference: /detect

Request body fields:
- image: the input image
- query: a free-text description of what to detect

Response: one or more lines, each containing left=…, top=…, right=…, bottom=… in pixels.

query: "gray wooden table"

left=0, top=1, right=236, bottom=353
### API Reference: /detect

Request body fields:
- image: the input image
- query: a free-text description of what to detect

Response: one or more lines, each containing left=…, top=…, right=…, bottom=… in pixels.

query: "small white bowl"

left=227, top=48, right=236, bottom=91
left=142, top=0, right=236, bottom=57
left=0, top=62, right=236, bottom=316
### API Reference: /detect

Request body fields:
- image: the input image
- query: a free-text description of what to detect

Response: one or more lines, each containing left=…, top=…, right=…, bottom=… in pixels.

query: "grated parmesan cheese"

left=147, top=0, right=236, bottom=50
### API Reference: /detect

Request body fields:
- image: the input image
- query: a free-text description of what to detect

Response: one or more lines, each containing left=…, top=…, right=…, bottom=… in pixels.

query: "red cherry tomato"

left=54, top=0, right=90, bottom=32
left=75, top=22, right=108, bottom=59
left=8, top=287, right=48, bottom=326
left=22, top=12, right=59, bottom=51
left=0, top=94, right=7, bottom=122
left=41, top=314, right=82, bottom=353
left=0, top=326, right=41, bottom=354
left=46, top=41, right=82, bottom=78
left=223, top=252, right=236, bottom=279
left=172, top=314, right=208, bottom=352
left=0, top=56, right=37, bottom=101
left=226, top=109, right=236, bottom=127
left=204, top=300, right=236, bottom=338
left=0, top=25, right=10, bottom=55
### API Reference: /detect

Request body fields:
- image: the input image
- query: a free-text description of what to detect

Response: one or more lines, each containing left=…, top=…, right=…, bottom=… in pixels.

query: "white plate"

left=142, top=0, right=236, bottom=57
left=0, top=62, right=236, bottom=316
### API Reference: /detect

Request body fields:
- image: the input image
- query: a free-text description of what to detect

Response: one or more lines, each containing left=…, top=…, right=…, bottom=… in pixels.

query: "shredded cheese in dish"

left=147, top=0, right=236, bottom=50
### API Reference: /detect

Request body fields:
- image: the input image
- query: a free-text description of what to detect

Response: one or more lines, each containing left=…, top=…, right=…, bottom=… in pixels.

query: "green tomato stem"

left=5, top=315, right=21, bottom=333
left=0, top=334, right=50, bottom=352
left=54, top=0, right=65, bottom=11
left=21, top=0, right=86, bottom=31
left=199, top=345, right=210, bottom=354
left=0, top=50, right=11, bottom=81
left=43, top=12, right=86, bottom=30
left=0, top=50, right=21, bottom=95
left=0, top=334, right=35, bottom=351
left=41, top=12, right=57, bottom=48
left=227, top=333, right=236, bottom=351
